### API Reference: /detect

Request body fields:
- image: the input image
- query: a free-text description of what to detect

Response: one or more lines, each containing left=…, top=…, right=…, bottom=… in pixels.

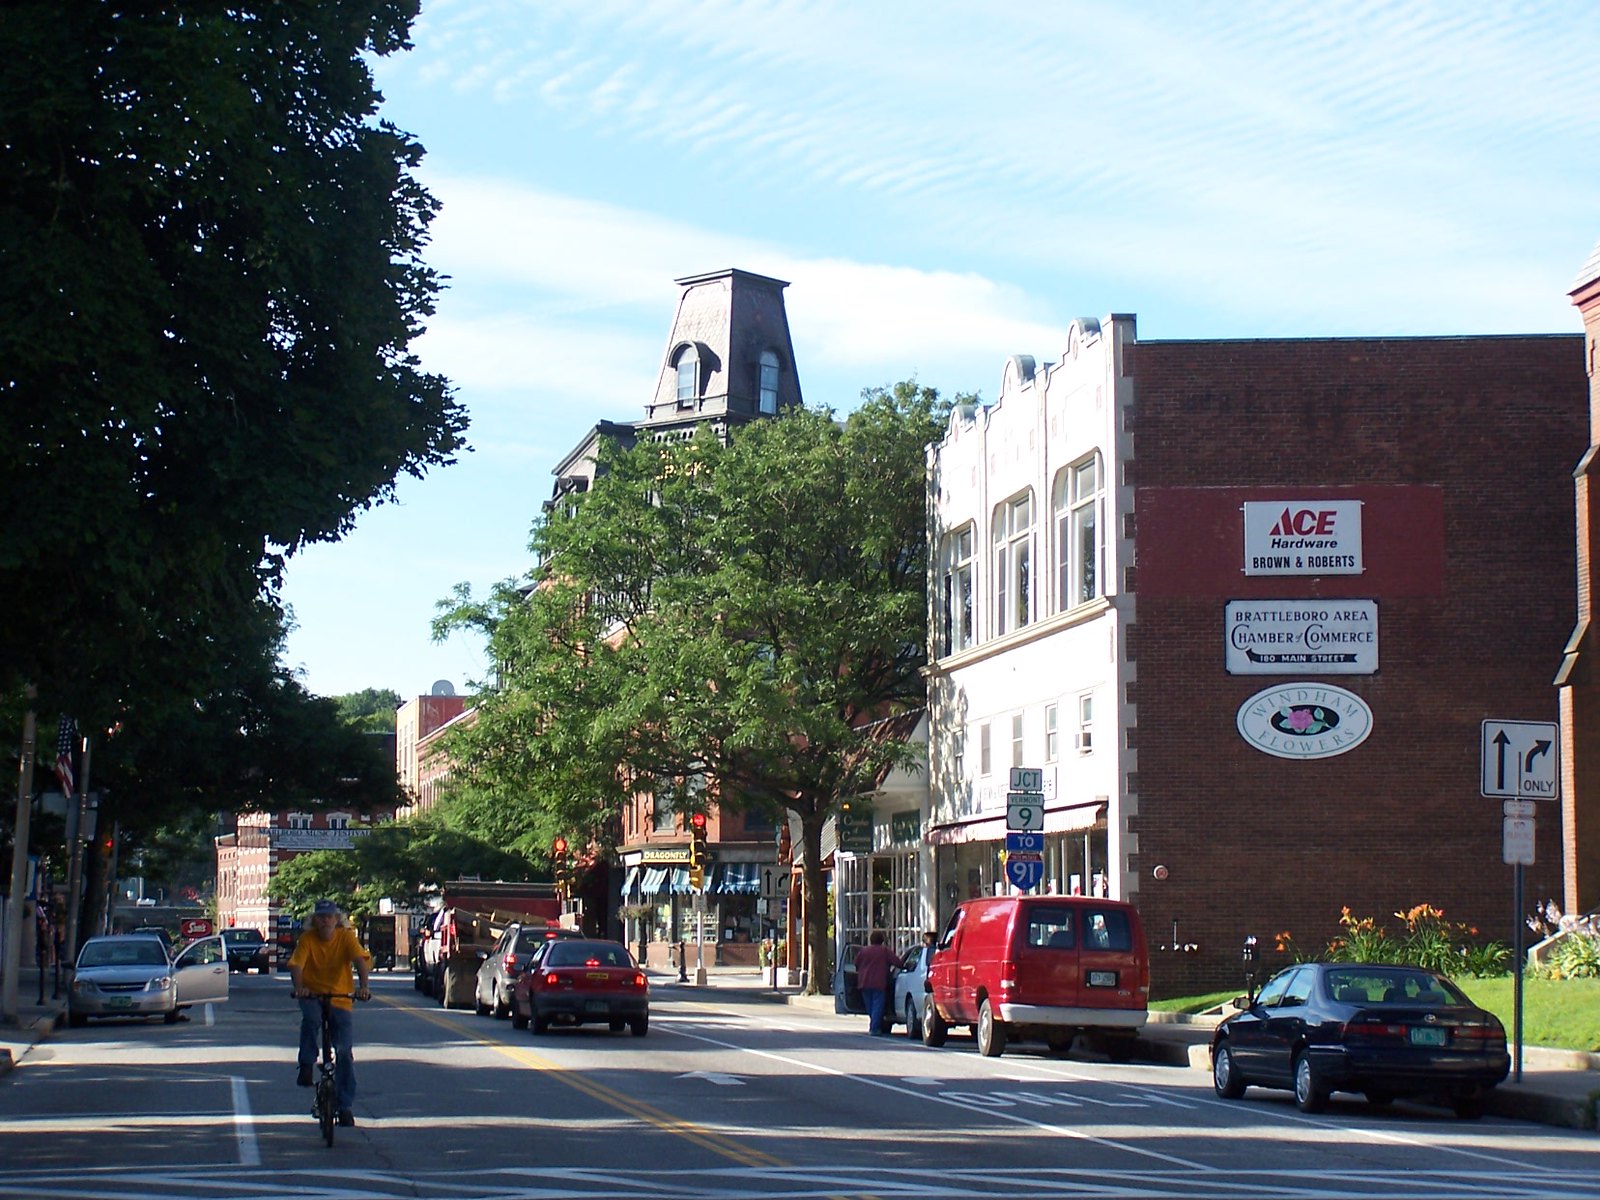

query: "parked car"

left=127, top=925, right=175, bottom=955
left=890, top=941, right=935, bottom=1039
left=476, top=923, right=582, bottom=1018
left=68, top=934, right=229, bottom=1026
left=1210, top=962, right=1510, bottom=1118
left=220, top=927, right=270, bottom=973
left=510, top=938, right=649, bottom=1036
left=923, top=895, right=1149, bottom=1058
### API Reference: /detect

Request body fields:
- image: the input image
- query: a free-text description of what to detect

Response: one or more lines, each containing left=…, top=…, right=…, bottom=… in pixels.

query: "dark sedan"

left=1211, top=962, right=1509, bottom=1118
left=511, top=939, right=649, bottom=1036
left=220, top=928, right=270, bottom=973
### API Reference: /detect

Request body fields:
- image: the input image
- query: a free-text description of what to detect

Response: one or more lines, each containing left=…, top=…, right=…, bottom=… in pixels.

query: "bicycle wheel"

left=317, top=1074, right=335, bottom=1146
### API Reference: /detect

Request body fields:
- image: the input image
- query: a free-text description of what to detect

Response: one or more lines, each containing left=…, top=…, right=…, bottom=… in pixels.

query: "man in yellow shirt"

left=287, top=899, right=372, bottom=1127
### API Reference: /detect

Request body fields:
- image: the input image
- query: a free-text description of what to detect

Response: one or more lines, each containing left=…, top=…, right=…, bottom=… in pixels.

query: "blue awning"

left=639, top=867, right=669, bottom=895
left=714, top=862, right=763, bottom=894
left=619, top=865, right=640, bottom=898
left=668, top=867, right=693, bottom=895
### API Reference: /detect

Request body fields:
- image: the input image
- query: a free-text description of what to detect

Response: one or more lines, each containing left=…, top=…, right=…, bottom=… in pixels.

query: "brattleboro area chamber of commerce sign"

left=1225, top=600, right=1378, bottom=674
left=1242, top=500, right=1363, bottom=576
left=1235, top=682, right=1374, bottom=760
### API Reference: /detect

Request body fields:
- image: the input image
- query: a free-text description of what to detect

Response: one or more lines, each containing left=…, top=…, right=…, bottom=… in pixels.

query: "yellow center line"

left=396, top=999, right=787, bottom=1168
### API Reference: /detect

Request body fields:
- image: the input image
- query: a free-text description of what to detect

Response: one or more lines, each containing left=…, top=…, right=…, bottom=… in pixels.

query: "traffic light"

left=687, top=812, right=707, bottom=891
left=552, top=836, right=570, bottom=896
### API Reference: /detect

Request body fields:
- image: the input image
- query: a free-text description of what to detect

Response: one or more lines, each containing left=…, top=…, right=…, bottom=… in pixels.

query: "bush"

left=1275, top=903, right=1509, bottom=978
left=1552, top=934, right=1600, bottom=979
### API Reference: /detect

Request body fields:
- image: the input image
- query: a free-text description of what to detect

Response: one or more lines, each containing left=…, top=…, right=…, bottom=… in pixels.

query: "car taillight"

left=1454, top=1024, right=1507, bottom=1046
left=1343, top=1017, right=1407, bottom=1039
left=544, top=971, right=560, bottom=986
left=998, top=958, right=1017, bottom=995
left=632, top=972, right=647, bottom=988
left=505, top=954, right=518, bottom=971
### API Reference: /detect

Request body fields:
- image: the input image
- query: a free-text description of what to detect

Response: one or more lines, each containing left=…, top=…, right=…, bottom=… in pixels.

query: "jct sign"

left=1242, top=500, right=1364, bottom=576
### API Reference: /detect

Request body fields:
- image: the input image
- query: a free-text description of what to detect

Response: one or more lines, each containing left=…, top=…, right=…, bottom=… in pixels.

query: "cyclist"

left=287, top=899, right=373, bottom=1127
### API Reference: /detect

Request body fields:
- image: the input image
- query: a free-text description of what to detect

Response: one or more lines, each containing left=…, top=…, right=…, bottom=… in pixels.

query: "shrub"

left=1275, top=903, right=1510, bottom=978
left=1553, top=934, right=1600, bottom=979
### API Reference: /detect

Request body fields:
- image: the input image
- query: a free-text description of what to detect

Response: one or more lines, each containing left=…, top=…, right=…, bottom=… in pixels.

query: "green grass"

left=1153, top=976, right=1600, bottom=1053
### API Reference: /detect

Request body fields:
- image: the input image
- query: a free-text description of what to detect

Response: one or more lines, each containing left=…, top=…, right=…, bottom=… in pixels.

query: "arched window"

left=758, top=350, right=780, bottom=414
left=1053, top=453, right=1104, bottom=610
left=675, top=345, right=698, bottom=407
left=992, top=491, right=1033, bottom=635
left=939, top=525, right=975, bottom=655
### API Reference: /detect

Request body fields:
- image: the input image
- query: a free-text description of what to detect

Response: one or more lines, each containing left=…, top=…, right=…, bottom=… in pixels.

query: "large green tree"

left=436, top=383, right=951, bottom=991
left=0, top=2, right=467, bottom=724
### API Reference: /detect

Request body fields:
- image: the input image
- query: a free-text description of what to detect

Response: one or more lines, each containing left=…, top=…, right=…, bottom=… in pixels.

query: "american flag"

left=55, top=717, right=75, bottom=797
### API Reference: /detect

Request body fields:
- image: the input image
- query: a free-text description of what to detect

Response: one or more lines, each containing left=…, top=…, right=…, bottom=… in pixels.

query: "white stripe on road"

left=229, top=1076, right=259, bottom=1166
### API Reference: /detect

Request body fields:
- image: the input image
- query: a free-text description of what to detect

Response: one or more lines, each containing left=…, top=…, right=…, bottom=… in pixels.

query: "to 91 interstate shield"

left=1235, top=681, right=1373, bottom=760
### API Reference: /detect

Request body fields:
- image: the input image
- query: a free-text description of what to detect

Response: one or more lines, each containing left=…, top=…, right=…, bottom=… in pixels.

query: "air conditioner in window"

left=1074, top=730, right=1093, bottom=753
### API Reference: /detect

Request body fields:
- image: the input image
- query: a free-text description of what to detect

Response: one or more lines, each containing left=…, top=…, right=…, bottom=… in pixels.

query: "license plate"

left=1087, top=970, right=1117, bottom=988
left=1408, top=1026, right=1447, bottom=1046
left=584, top=1000, right=609, bottom=1014
left=108, top=997, right=133, bottom=1008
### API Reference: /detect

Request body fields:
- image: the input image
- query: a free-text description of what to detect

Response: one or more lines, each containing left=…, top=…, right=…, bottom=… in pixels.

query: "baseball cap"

left=313, top=899, right=340, bottom=916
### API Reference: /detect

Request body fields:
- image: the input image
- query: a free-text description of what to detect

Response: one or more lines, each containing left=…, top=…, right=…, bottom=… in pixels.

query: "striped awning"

left=619, top=865, right=640, bottom=898
left=667, top=868, right=693, bottom=895
left=714, top=862, right=763, bottom=894
left=639, top=867, right=669, bottom=895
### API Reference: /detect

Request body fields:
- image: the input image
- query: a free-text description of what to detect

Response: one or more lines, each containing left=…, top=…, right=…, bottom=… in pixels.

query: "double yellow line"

left=402, top=1001, right=785, bottom=1168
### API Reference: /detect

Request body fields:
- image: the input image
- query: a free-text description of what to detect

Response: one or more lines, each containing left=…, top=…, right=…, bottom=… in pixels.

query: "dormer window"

left=675, top=345, right=698, bottom=408
left=758, top=350, right=780, bottom=414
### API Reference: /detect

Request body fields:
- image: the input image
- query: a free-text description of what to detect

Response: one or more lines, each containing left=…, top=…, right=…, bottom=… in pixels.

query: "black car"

left=1211, top=962, right=1509, bottom=1118
left=220, top=928, right=270, bottom=973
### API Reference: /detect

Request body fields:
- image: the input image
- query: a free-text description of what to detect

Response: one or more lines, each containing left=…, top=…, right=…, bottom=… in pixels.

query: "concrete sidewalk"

left=655, top=965, right=1600, bottom=1131
left=0, top=964, right=68, bottom=1077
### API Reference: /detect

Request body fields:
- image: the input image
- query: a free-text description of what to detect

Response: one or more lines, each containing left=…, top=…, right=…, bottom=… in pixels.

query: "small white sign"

left=1502, top=816, right=1535, bottom=865
left=1502, top=800, right=1536, bottom=818
left=1235, top=682, right=1374, bottom=760
left=1225, top=600, right=1378, bottom=674
left=1006, top=794, right=1044, bottom=831
left=1008, top=767, right=1043, bottom=792
left=1242, top=500, right=1364, bottom=576
left=1480, top=720, right=1560, bottom=800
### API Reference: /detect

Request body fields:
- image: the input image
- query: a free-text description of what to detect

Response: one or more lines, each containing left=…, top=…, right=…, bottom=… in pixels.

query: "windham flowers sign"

left=1235, top=682, right=1373, bottom=760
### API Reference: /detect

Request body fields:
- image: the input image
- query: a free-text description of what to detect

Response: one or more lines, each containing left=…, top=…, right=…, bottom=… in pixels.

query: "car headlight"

left=71, top=978, right=94, bottom=994
left=149, top=975, right=174, bottom=991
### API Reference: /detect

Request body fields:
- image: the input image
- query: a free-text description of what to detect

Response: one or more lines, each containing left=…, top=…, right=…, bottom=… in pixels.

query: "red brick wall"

left=1127, top=335, right=1586, bottom=996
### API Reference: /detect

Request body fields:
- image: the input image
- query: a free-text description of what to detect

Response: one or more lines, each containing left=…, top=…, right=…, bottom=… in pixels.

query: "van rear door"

left=1077, top=902, right=1144, bottom=1014
left=1010, top=902, right=1083, bottom=1011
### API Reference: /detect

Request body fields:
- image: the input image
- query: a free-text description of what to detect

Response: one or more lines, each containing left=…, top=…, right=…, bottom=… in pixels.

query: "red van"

left=923, top=895, right=1149, bottom=1058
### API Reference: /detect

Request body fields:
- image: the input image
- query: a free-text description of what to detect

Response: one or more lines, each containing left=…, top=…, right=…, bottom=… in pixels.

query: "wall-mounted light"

left=1152, top=865, right=1169, bottom=881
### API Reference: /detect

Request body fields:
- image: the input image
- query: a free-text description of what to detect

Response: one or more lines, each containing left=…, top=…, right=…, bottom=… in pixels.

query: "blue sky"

left=278, top=0, right=1600, bottom=700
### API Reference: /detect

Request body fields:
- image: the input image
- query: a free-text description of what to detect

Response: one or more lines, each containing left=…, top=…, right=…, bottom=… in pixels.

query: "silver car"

left=890, top=942, right=935, bottom=1039
left=68, top=934, right=230, bottom=1026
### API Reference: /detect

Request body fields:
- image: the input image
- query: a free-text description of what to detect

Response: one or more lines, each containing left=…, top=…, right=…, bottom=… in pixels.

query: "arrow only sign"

left=1481, top=720, right=1560, bottom=800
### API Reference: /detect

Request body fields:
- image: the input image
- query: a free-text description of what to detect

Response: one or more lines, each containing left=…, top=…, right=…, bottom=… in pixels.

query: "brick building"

left=928, top=315, right=1587, bottom=995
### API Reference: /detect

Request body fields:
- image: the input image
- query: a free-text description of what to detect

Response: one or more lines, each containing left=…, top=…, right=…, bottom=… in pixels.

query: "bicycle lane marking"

left=397, top=1000, right=787, bottom=1170
left=654, top=1017, right=1212, bottom=1172
left=991, top=1056, right=1586, bottom=1175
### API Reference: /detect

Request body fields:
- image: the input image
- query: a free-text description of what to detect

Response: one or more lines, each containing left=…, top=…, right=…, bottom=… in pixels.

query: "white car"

left=890, top=943, right=935, bottom=1039
left=68, top=934, right=229, bottom=1026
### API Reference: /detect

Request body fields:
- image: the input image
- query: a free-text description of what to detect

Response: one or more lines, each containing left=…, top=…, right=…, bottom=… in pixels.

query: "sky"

left=277, top=0, right=1600, bottom=701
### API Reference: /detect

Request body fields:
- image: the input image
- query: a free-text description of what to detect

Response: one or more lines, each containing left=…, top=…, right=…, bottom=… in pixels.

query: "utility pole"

left=2, top=692, right=38, bottom=1024
left=62, top=734, right=92, bottom=964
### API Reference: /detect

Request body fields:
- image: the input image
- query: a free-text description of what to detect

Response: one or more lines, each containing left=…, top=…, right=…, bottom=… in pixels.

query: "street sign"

left=1009, top=767, right=1044, bottom=791
left=1006, top=794, right=1043, bottom=831
left=1481, top=720, right=1560, bottom=799
left=1005, top=832, right=1045, bottom=854
left=837, top=800, right=873, bottom=855
left=1502, top=800, right=1536, bottom=818
left=1502, top=816, right=1535, bottom=865
left=1005, top=856, right=1044, bottom=891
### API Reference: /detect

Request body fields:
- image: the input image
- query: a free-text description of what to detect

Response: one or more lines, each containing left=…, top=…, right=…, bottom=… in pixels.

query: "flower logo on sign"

left=1274, top=705, right=1337, bottom=737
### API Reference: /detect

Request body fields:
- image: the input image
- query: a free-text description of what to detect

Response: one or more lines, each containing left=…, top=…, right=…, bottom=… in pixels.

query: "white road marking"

left=228, top=1076, right=259, bottom=1166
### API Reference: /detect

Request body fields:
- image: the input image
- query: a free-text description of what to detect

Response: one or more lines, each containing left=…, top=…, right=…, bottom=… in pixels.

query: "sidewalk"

left=657, top=965, right=1600, bottom=1131
left=0, top=964, right=68, bottom=1077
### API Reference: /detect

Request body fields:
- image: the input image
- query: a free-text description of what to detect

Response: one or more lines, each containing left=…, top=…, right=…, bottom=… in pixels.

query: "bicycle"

left=305, top=992, right=362, bottom=1146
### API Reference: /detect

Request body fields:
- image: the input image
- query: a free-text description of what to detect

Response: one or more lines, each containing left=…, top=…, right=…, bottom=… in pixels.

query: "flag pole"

left=2, top=690, right=39, bottom=1025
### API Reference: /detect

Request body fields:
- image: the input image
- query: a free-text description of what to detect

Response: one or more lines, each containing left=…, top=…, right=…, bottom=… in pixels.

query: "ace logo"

left=1268, top=507, right=1339, bottom=537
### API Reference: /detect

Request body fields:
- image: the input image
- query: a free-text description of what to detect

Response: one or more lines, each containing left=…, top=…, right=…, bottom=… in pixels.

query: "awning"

left=714, top=862, right=763, bottom=894
left=619, top=865, right=640, bottom=898
left=668, top=868, right=693, bottom=895
left=926, top=803, right=1104, bottom=846
left=639, top=867, right=669, bottom=895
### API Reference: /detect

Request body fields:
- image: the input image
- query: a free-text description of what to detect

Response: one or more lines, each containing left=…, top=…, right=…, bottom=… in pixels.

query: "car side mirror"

left=1230, top=994, right=1251, bottom=1011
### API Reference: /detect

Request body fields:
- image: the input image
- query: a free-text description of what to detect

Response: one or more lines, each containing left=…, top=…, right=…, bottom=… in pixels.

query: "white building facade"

left=925, top=317, right=1139, bottom=917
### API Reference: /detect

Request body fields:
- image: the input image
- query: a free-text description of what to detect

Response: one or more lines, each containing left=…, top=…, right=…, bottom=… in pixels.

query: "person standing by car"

left=854, top=930, right=894, bottom=1036
left=287, top=900, right=372, bottom=1127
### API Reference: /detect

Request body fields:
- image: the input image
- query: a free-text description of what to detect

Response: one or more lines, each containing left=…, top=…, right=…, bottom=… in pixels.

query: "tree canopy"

left=0, top=2, right=467, bottom=724
left=434, top=383, right=953, bottom=989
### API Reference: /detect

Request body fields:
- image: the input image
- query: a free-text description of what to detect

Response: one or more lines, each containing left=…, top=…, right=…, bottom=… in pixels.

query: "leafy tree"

left=335, top=689, right=404, bottom=735
left=436, top=383, right=951, bottom=991
left=269, top=818, right=540, bottom=919
left=0, top=2, right=467, bottom=724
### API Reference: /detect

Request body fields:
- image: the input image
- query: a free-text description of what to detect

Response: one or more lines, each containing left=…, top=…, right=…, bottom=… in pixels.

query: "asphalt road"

left=1, top=972, right=1597, bottom=1199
